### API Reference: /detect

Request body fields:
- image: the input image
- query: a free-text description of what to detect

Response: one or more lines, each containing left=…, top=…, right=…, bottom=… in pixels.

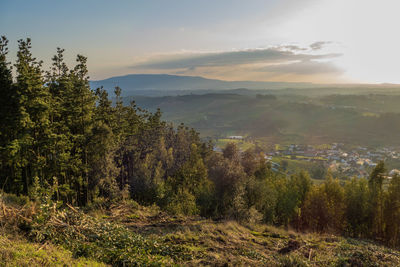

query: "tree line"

left=0, top=37, right=399, bottom=247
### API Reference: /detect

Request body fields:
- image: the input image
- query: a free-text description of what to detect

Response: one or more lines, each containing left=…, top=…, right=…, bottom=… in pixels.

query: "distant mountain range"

left=90, top=74, right=400, bottom=97
left=90, top=74, right=316, bottom=96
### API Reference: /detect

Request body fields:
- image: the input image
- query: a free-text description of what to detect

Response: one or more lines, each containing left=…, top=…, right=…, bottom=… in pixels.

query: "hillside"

left=126, top=93, right=400, bottom=147
left=1, top=196, right=399, bottom=266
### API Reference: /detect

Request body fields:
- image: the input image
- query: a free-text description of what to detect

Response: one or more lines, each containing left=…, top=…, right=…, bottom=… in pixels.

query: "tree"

left=287, top=171, right=312, bottom=229
left=301, top=173, right=344, bottom=233
left=14, top=38, right=51, bottom=195
left=114, top=95, right=141, bottom=190
left=322, top=172, right=345, bottom=232
left=45, top=47, right=74, bottom=203
left=300, top=185, right=329, bottom=232
left=368, top=161, right=386, bottom=239
left=274, top=176, right=300, bottom=227
left=0, top=36, right=20, bottom=193
left=223, top=142, right=240, bottom=163
left=241, top=149, right=259, bottom=176
left=344, top=178, right=370, bottom=237
left=207, top=151, right=247, bottom=218
left=384, top=174, right=400, bottom=246
left=291, top=171, right=312, bottom=205
left=164, top=144, right=211, bottom=215
left=87, top=87, right=119, bottom=201
left=67, top=54, right=96, bottom=205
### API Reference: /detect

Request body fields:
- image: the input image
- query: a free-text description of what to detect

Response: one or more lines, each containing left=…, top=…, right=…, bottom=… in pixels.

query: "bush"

left=164, top=188, right=198, bottom=216
left=0, top=192, right=29, bottom=207
left=30, top=208, right=191, bottom=265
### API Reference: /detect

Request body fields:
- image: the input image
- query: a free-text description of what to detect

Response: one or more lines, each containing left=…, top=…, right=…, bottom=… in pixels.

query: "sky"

left=1, top=0, right=400, bottom=83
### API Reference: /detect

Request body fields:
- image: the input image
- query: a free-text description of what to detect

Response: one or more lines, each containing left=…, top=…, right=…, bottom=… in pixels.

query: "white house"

left=228, top=136, right=243, bottom=140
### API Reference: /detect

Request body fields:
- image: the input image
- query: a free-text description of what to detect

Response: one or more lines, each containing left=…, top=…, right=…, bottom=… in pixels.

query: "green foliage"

left=31, top=209, right=191, bottom=266
left=163, top=143, right=211, bottom=215
left=344, top=178, right=370, bottom=237
left=0, top=38, right=215, bottom=214
left=0, top=192, right=29, bottom=207
left=164, top=187, right=198, bottom=215
left=384, top=174, right=400, bottom=246
left=207, top=145, right=248, bottom=219
left=368, top=161, right=386, bottom=239
left=0, top=234, right=106, bottom=267
left=300, top=173, right=345, bottom=232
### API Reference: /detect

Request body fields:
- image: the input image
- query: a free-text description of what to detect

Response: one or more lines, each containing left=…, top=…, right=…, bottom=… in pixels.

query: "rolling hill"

left=127, top=93, right=400, bottom=147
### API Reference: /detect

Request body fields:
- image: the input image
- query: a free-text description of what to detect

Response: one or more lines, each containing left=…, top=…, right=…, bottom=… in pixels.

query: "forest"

left=1, top=37, right=400, bottom=265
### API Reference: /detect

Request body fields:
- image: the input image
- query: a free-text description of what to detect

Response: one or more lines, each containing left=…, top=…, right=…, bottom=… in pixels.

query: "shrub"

left=30, top=208, right=191, bottom=265
left=0, top=192, right=29, bottom=207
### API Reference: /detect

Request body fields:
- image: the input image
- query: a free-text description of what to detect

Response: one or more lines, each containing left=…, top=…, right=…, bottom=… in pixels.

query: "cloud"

left=132, top=47, right=340, bottom=70
left=257, top=59, right=343, bottom=75
left=129, top=42, right=343, bottom=82
left=279, top=45, right=308, bottom=51
left=310, top=41, right=331, bottom=50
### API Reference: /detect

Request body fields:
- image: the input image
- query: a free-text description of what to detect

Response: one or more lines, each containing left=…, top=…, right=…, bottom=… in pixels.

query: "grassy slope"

left=94, top=202, right=400, bottom=266
left=0, top=234, right=105, bottom=267
left=1, top=198, right=399, bottom=266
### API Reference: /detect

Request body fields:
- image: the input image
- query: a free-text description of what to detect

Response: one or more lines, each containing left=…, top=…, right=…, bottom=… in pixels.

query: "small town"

left=267, top=143, right=400, bottom=178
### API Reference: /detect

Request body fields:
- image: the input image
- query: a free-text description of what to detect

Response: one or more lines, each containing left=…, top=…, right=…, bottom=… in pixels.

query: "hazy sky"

left=1, top=0, right=399, bottom=83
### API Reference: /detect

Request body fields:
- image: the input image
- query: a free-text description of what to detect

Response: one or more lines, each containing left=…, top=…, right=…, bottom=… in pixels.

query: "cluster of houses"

left=266, top=143, right=400, bottom=178
left=212, top=136, right=400, bottom=179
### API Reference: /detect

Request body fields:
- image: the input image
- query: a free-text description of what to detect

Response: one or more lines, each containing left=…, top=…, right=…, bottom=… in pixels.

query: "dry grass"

left=1, top=196, right=400, bottom=266
left=0, top=234, right=107, bottom=267
left=99, top=201, right=400, bottom=266
left=0, top=199, right=35, bottom=227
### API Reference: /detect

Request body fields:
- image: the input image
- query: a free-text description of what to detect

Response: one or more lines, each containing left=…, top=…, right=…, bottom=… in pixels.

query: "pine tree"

left=113, top=86, right=137, bottom=189
left=0, top=36, right=14, bottom=144
left=45, top=48, right=74, bottom=203
left=88, top=87, right=119, bottom=201
left=68, top=55, right=96, bottom=205
left=0, top=36, right=20, bottom=193
left=14, top=38, right=51, bottom=195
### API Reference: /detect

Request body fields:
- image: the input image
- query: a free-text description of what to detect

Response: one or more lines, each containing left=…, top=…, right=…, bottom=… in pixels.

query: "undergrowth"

left=0, top=234, right=105, bottom=267
left=1, top=192, right=399, bottom=266
left=30, top=208, right=192, bottom=266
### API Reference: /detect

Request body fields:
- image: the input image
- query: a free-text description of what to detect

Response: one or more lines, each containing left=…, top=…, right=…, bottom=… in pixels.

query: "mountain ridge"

left=90, top=74, right=400, bottom=96
left=89, top=74, right=316, bottom=95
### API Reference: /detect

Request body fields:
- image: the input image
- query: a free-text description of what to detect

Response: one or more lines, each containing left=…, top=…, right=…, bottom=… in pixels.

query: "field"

left=215, top=138, right=255, bottom=151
